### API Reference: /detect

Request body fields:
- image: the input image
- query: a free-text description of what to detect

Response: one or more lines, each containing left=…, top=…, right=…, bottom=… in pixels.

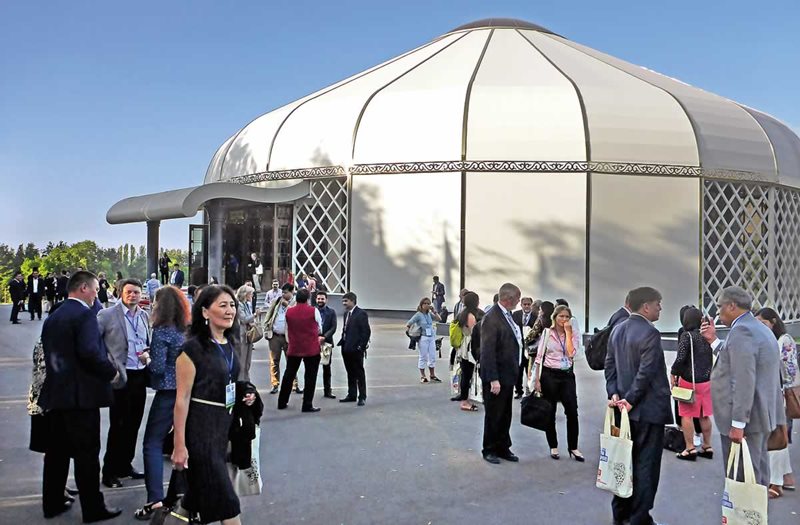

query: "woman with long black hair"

left=452, top=292, right=483, bottom=411
left=172, top=285, right=254, bottom=524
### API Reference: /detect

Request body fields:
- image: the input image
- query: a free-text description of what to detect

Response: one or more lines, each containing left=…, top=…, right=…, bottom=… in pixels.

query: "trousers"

left=540, top=367, right=579, bottom=450
left=278, top=355, right=321, bottom=409
left=459, top=360, right=475, bottom=401
left=611, top=420, right=665, bottom=525
left=29, top=295, right=43, bottom=319
left=142, top=390, right=176, bottom=503
left=103, top=369, right=147, bottom=477
left=342, top=350, right=367, bottom=400
left=43, top=409, right=107, bottom=520
left=720, top=432, right=769, bottom=486
left=482, top=383, right=513, bottom=456
left=268, top=334, right=297, bottom=389
left=418, top=335, right=436, bottom=369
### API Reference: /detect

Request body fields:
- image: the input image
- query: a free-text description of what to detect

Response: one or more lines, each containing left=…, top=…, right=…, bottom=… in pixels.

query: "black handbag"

left=149, top=470, right=194, bottom=525
left=663, top=426, right=685, bottom=452
left=520, top=331, right=553, bottom=432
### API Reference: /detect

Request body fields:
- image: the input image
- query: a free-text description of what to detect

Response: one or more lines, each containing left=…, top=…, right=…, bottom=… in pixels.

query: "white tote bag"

left=596, top=407, right=633, bottom=498
left=722, top=439, right=768, bottom=525
left=469, top=364, right=483, bottom=404
left=450, top=361, right=461, bottom=397
left=228, top=425, right=263, bottom=496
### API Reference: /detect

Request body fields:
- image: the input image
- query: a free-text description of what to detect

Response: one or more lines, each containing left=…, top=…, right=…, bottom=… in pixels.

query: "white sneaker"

left=693, top=434, right=702, bottom=447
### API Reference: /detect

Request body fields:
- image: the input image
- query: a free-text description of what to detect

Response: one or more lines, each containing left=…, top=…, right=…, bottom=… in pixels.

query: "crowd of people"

left=13, top=265, right=799, bottom=524
left=23, top=266, right=370, bottom=523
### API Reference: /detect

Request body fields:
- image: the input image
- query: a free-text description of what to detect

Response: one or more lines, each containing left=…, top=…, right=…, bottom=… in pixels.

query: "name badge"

left=225, top=383, right=236, bottom=411
left=424, top=327, right=433, bottom=337
left=133, top=339, right=147, bottom=355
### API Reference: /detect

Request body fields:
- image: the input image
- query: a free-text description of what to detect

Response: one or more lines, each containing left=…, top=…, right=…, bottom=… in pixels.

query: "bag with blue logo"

left=722, top=439, right=768, bottom=525
left=596, top=406, right=633, bottom=498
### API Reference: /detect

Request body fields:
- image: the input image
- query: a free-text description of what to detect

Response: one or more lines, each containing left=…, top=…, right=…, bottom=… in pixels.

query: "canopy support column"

left=146, top=220, right=160, bottom=278
left=207, top=201, right=224, bottom=284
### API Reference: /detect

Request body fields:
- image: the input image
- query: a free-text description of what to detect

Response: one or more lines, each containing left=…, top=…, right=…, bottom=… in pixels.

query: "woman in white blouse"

left=533, top=305, right=584, bottom=461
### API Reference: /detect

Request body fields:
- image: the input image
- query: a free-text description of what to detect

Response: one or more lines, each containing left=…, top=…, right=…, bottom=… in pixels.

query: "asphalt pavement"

left=0, top=305, right=798, bottom=524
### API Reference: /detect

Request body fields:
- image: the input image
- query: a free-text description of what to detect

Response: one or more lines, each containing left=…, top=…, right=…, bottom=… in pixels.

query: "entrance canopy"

left=106, top=181, right=311, bottom=224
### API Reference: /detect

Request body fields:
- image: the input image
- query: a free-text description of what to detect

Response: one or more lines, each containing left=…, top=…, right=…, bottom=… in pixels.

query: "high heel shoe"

left=569, top=450, right=585, bottom=462
left=676, top=448, right=697, bottom=461
left=550, top=449, right=560, bottom=460
left=697, top=446, right=714, bottom=460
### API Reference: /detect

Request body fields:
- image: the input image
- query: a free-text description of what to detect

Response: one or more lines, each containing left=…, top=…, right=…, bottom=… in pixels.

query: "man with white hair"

left=701, top=285, right=783, bottom=486
left=480, top=282, right=522, bottom=464
left=145, top=273, right=160, bottom=303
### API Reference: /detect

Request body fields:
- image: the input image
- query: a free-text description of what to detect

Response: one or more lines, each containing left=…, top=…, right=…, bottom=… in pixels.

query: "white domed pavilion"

left=109, top=18, right=800, bottom=330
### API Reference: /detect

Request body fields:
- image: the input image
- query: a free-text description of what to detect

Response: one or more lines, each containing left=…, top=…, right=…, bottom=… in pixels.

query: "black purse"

left=520, top=329, right=553, bottom=431
left=149, top=470, right=195, bottom=525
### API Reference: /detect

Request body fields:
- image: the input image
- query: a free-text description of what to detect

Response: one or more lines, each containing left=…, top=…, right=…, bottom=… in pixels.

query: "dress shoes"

left=64, top=494, right=76, bottom=505
left=44, top=503, right=72, bottom=519
left=269, top=386, right=279, bottom=394
left=83, top=506, right=123, bottom=523
left=102, top=476, right=122, bottom=488
left=124, top=468, right=145, bottom=480
left=357, top=399, right=365, bottom=406
left=323, top=392, right=337, bottom=399
left=514, top=392, right=523, bottom=399
left=294, top=387, right=304, bottom=394
left=339, top=397, right=357, bottom=403
left=277, top=404, right=287, bottom=410
left=65, top=487, right=79, bottom=496
left=498, top=451, right=519, bottom=462
left=482, top=453, right=501, bottom=465
left=301, top=406, right=321, bottom=413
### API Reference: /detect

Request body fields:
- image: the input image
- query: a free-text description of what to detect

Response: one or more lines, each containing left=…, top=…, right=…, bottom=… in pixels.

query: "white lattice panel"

left=702, top=180, right=800, bottom=322
left=293, top=178, right=348, bottom=293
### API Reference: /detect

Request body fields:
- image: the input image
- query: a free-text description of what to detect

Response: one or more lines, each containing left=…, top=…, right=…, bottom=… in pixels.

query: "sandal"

left=134, top=502, right=163, bottom=521
left=429, top=376, right=442, bottom=383
left=460, top=404, right=479, bottom=412
left=697, top=446, right=714, bottom=459
left=420, top=377, right=428, bottom=383
left=768, top=485, right=783, bottom=499
left=676, top=448, right=697, bottom=461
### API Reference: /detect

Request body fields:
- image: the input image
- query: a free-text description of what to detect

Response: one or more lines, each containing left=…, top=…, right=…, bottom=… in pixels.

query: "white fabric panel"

left=204, top=134, right=236, bottom=183
left=349, top=173, right=461, bottom=309
left=269, top=34, right=463, bottom=171
left=464, top=172, right=586, bottom=324
left=354, top=30, right=491, bottom=164
left=740, top=107, right=800, bottom=188
left=589, top=174, right=700, bottom=333
left=467, top=30, right=586, bottom=161
left=219, top=103, right=303, bottom=180
left=523, top=31, right=698, bottom=167
left=548, top=35, right=776, bottom=179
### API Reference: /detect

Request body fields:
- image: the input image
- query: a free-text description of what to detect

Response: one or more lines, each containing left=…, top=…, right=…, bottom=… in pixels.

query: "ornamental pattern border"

left=226, top=160, right=772, bottom=184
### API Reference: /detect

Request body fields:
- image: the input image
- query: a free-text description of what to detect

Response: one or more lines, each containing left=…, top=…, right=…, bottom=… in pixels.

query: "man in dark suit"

left=169, top=264, right=184, bottom=288
left=316, top=291, right=338, bottom=399
left=27, top=267, right=45, bottom=320
left=9, top=271, right=26, bottom=324
left=158, top=251, right=171, bottom=285
left=480, top=282, right=522, bottom=464
left=55, top=270, right=69, bottom=302
left=513, top=296, right=537, bottom=398
left=338, top=292, right=370, bottom=406
left=39, top=271, right=121, bottom=522
left=605, top=286, right=672, bottom=525
left=607, top=293, right=631, bottom=328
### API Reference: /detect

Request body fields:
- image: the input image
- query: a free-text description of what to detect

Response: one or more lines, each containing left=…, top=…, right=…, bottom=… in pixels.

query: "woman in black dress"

left=172, top=285, right=254, bottom=524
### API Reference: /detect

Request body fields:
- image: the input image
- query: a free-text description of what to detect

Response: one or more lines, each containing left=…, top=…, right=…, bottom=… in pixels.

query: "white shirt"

left=31, top=278, right=40, bottom=294
left=273, top=304, right=288, bottom=335
left=68, top=297, right=90, bottom=309
left=497, top=303, right=522, bottom=350
left=265, top=288, right=282, bottom=306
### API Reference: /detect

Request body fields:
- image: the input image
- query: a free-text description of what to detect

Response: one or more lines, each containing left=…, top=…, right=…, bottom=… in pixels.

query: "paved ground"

left=0, top=304, right=798, bottom=524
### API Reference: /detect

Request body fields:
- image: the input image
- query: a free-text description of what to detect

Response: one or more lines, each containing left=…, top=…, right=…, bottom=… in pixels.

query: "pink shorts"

left=677, top=378, right=712, bottom=418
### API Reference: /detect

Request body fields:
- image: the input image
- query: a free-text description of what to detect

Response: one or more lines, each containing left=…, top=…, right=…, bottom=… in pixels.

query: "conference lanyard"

left=212, top=339, right=234, bottom=381
left=212, top=339, right=235, bottom=410
left=551, top=330, right=571, bottom=370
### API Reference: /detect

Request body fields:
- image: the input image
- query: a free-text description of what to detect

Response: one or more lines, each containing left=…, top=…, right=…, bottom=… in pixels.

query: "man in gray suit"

left=97, top=278, right=151, bottom=488
left=701, top=285, right=782, bottom=486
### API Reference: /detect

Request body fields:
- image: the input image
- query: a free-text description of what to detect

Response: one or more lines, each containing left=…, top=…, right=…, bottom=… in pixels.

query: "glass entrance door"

left=188, top=224, right=208, bottom=286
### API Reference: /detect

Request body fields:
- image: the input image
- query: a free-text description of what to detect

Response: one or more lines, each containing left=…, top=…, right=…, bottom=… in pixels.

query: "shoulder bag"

left=520, top=330, right=553, bottom=431
left=671, top=333, right=695, bottom=403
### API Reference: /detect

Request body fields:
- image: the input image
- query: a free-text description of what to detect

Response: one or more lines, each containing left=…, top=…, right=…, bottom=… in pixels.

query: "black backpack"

left=585, top=324, right=613, bottom=371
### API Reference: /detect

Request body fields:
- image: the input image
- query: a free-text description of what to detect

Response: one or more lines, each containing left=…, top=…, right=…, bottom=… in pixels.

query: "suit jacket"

left=45, top=276, right=57, bottom=297
left=318, top=305, right=337, bottom=345
left=39, top=299, right=117, bottom=410
left=512, top=309, right=536, bottom=331
left=711, top=312, right=783, bottom=435
left=9, top=279, right=26, bottom=302
left=337, top=307, right=370, bottom=353
left=605, top=314, right=672, bottom=425
left=607, top=306, right=630, bottom=328
left=479, top=306, right=520, bottom=386
left=170, top=269, right=185, bottom=287
left=56, top=275, right=69, bottom=296
left=27, top=276, right=44, bottom=297
left=97, top=302, right=151, bottom=389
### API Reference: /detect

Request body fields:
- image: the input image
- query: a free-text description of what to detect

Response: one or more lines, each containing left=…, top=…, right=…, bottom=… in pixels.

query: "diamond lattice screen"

left=293, top=178, right=348, bottom=293
left=702, top=180, right=800, bottom=322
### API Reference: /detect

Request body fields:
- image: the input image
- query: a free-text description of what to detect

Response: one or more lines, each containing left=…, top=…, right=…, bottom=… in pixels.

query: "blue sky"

left=1, top=1, right=798, bottom=250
